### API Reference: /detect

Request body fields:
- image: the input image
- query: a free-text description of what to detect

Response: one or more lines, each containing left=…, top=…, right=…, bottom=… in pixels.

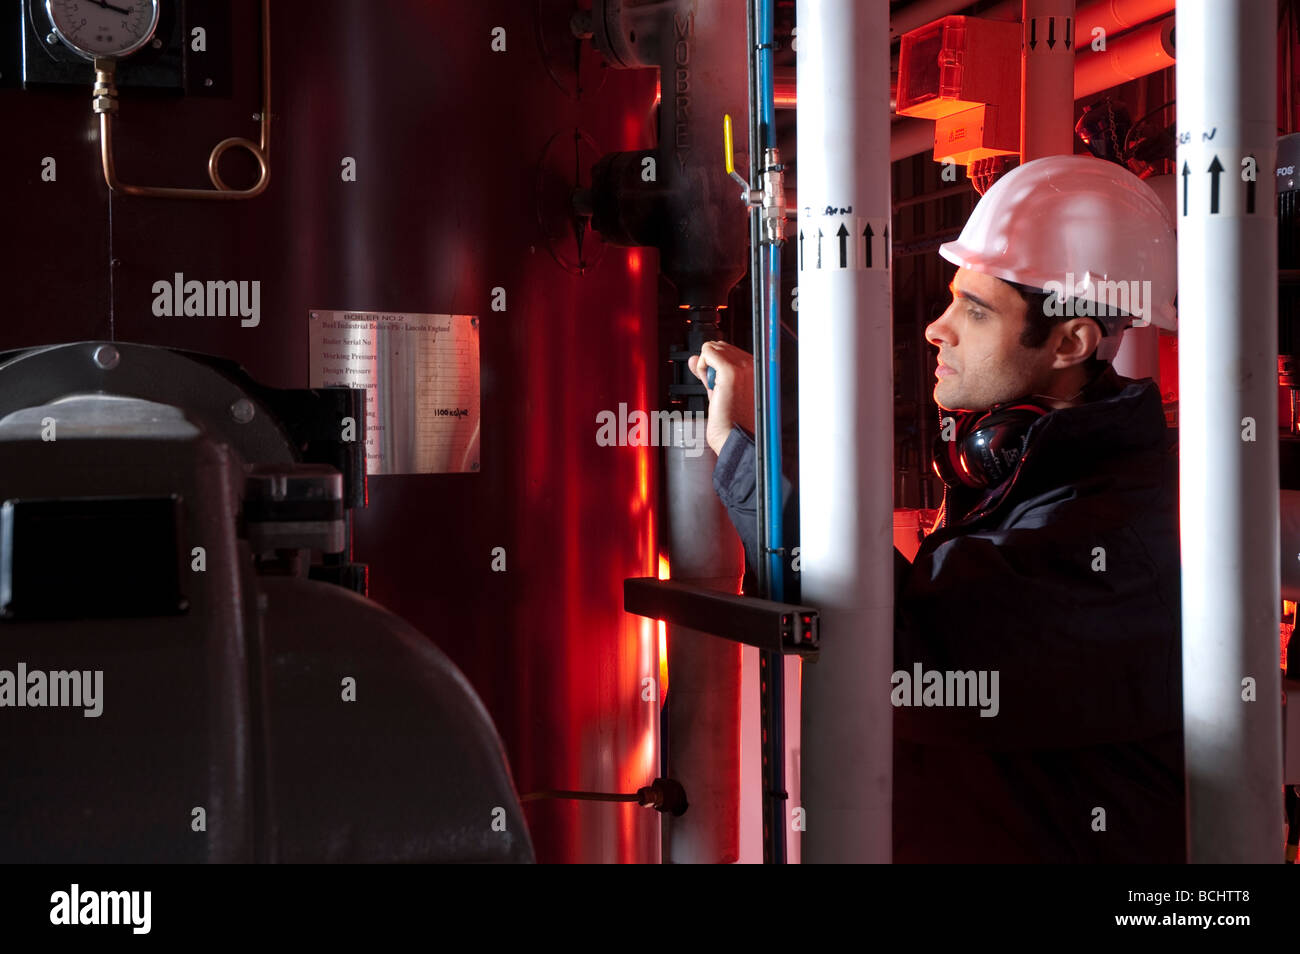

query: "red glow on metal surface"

left=658, top=554, right=670, bottom=706
left=658, top=621, right=669, bottom=706
left=1157, top=331, right=1179, bottom=425
left=507, top=67, right=663, bottom=863
left=774, top=77, right=795, bottom=108
left=637, top=449, right=650, bottom=505
left=610, top=229, right=659, bottom=860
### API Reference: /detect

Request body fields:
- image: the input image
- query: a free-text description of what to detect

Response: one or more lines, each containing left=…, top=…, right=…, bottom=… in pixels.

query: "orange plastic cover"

left=896, top=16, right=1022, bottom=121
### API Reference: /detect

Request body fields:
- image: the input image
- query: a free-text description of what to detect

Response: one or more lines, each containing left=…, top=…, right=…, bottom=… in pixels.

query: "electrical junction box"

left=896, top=15, right=1022, bottom=120
left=933, top=102, right=1020, bottom=165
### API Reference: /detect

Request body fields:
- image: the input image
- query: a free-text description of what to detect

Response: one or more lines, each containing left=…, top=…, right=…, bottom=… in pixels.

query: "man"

left=690, top=155, right=1185, bottom=862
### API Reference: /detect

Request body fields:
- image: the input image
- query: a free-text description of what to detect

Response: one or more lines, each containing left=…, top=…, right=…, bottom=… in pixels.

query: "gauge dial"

left=46, top=0, right=160, bottom=60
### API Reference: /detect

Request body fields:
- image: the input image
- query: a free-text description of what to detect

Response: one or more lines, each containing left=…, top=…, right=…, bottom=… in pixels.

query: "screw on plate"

left=230, top=399, right=255, bottom=424
left=92, top=344, right=120, bottom=370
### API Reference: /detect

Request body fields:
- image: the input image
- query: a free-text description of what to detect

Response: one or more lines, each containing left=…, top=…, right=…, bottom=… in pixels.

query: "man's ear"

left=1053, top=317, right=1103, bottom=368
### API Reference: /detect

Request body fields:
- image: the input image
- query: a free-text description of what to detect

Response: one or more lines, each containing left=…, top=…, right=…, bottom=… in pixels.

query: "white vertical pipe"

left=797, top=0, right=893, bottom=863
left=663, top=425, right=744, bottom=863
left=783, top=655, right=802, bottom=862
left=1177, top=0, right=1282, bottom=863
left=1021, top=0, right=1078, bottom=160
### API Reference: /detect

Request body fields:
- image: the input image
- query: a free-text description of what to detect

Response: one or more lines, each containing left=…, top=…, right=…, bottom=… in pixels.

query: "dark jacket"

left=712, top=366, right=1186, bottom=862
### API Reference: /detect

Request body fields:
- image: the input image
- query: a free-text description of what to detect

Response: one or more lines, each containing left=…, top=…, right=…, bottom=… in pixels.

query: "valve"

left=723, top=113, right=762, bottom=204
left=723, top=114, right=785, bottom=245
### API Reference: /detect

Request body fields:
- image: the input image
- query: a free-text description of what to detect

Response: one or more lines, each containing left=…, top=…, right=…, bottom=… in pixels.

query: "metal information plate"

left=308, top=310, right=480, bottom=475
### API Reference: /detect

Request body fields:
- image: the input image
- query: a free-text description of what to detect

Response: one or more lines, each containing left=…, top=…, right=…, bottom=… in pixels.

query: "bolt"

left=92, top=344, right=120, bottom=370
left=151, top=38, right=162, bottom=49
left=570, top=11, right=593, bottom=39
left=204, top=77, right=213, bottom=87
left=230, top=398, right=255, bottom=424
left=46, top=32, right=58, bottom=45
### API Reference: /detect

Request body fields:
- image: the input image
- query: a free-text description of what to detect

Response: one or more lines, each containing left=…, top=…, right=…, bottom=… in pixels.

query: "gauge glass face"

left=46, top=0, right=160, bottom=59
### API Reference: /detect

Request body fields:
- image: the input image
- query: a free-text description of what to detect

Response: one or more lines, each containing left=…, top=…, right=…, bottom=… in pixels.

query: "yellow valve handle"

left=723, top=113, right=736, bottom=175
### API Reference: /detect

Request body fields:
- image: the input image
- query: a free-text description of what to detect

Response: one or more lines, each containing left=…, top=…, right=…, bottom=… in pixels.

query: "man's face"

left=925, top=269, right=1055, bottom=412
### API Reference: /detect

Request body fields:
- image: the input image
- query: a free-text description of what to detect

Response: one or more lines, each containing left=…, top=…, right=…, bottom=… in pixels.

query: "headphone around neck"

left=931, top=399, right=1054, bottom=490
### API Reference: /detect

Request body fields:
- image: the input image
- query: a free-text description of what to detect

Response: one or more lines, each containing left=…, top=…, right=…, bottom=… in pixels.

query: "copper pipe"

left=95, top=0, right=271, bottom=199
left=1076, top=0, right=1175, bottom=37
left=1074, top=14, right=1174, bottom=100
left=773, top=69, right=795, bottom=108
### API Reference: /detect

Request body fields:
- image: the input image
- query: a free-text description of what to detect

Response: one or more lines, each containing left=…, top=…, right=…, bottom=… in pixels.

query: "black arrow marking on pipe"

left=1181, top=161, right=1189, bottom=216
left=1246, top=170, right=1257, bottom=214
left=1047, top=17, right=1056, bottom=50
left=1030, top=18, right=1037, bottom=51
left=863, top=223, right=873, bottom=268
left=1208, top=155, right=1223, bottom=214
left=799, top=229, right=805, bottom=269
left=837, top=223, right=849, bottom=268
left=816, top=228, right=823, bottom=268
left=1064, top=18, right=1072, bottom=50
left=884, top=224, right=890, bottom=268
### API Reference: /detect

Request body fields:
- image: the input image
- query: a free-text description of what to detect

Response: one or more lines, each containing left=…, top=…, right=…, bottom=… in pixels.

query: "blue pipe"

left=757, top=0, right=783, bottom=602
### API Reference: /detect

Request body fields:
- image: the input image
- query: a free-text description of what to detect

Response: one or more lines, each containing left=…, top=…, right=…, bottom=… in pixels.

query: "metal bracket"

left=623, top=577, right=819, bottom=657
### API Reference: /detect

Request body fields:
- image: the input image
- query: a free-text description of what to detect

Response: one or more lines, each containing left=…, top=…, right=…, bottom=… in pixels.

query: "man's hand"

left=688, top=341, right=756, bottom=456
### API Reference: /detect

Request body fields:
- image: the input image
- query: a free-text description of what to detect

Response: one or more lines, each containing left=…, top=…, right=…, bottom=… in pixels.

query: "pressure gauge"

left=46, top=0, right=160, bottom=60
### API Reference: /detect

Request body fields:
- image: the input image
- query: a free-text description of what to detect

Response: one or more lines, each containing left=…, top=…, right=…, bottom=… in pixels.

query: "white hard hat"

left=939, top=155, right=1178, bottom=362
